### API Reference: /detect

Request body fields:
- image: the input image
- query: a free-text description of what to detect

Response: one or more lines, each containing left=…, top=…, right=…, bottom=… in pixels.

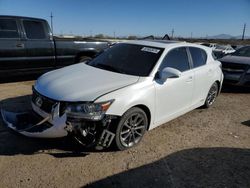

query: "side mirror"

left=159, top=67, right=181, bottom=82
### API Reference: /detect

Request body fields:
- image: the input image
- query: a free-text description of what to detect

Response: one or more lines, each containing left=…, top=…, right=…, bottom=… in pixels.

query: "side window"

left=189, top=47, right=207, bottom=68
left=23, top=20, right=46, bottom=39
left=159, top=47, right=190, bottom=72
left=0, top=19, right=19, bottom=38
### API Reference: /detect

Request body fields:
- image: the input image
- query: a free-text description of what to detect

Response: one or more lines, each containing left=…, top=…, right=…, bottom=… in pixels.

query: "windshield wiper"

left=95, top=64, right=123, bottom=73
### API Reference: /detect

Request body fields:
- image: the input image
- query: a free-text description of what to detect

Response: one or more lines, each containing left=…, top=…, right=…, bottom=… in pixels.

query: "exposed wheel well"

left=215, top=80, right=221, bottom=95
left=133, top=105, right=151, bottom=130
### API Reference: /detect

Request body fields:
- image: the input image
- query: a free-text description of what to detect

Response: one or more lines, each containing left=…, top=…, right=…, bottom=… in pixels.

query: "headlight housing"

left=65, top=100, right=114, bottom=121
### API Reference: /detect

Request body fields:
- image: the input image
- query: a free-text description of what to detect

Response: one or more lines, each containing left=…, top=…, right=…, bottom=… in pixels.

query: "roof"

left=123, top=40, right=212, bottom=51
left=0, top=15, right=47, bottom=22
left=124, top=40, right=182, bottom=48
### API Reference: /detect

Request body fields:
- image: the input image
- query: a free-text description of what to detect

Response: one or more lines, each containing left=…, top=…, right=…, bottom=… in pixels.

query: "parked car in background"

left=219, top=46, right=250, bottom=87
left=212, top=45, right=235, bottom=59
left=214, top=45, right=235, bottom=54
left=0, top=15, right=110, bottom=77
left=201, top=43, right=217, bottom=50
left=1, top=40, right=223, bottom=150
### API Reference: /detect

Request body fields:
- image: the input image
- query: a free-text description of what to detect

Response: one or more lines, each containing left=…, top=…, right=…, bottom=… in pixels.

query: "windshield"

left=88, top=43, right=164, bottom=76
left=232, top=46, right=250, bottom=57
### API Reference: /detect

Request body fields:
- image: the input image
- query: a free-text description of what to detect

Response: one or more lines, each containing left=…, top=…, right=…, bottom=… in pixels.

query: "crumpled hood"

left=34, top=63, right=139, bottom=101
left=219, top=55, right=250, bottom=65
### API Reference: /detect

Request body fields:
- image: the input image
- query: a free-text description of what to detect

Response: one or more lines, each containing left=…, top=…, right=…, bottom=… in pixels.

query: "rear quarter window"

left=23, top=20, right=47, bottom=39
left=0, top=18, right=19, bottom=38
left=189, top=47, right=207, bottom=68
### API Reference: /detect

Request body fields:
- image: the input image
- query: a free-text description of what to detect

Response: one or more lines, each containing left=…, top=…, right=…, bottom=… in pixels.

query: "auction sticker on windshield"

left=141, top=47, right=160, bottom=54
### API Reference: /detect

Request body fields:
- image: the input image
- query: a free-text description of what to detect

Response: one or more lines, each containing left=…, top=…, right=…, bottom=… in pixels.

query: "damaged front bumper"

left=1, top=103, right=68, bottom=138
left=1, top=102, right=117, bottom=149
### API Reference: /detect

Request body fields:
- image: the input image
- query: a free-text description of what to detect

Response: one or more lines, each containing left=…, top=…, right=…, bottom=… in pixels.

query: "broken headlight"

left=65, top=100, right=114, bottom=121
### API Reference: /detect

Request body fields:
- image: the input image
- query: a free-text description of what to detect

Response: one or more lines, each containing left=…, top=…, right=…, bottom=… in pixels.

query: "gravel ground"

left=0, top=80, right=249, bottom=188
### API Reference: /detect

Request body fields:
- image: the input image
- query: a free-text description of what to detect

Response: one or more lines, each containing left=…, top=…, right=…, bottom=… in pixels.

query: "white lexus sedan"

left=1, top=40, right=223, bottom=150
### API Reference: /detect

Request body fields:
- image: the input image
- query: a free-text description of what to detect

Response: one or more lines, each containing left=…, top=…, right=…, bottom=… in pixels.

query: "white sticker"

left=141, top=47, right=160, bottom=54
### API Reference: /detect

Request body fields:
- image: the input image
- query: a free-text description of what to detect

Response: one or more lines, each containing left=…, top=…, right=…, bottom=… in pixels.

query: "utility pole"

left=171, top=29, right=174, bottom=38
left=191, top=32, right=193, bottom=39
left=113, top=31, right=116, bottom=39
left=50, top=12, right=53, bottom=35
left=242, top=23, right=246, bottom=40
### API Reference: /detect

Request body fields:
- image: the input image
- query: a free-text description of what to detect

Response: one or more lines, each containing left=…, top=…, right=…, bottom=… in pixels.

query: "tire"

left=78, top=56, right=92, bottom=63
left=115, top=107, right=148, bottom=150
left=204, top=82, right=219, bottom=108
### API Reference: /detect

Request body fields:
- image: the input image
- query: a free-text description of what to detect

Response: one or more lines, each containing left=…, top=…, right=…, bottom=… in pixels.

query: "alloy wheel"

left=119, top=113, right=146, bottom=148
left=207, top=83, right=218, bottom=106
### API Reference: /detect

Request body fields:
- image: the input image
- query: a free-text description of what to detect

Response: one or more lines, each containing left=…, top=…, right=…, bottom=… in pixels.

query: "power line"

left=171, top=29, right=174, bottom=38
left=50, top=12, right=53, bottom=35
left=242, top=23, right=246, bottom=40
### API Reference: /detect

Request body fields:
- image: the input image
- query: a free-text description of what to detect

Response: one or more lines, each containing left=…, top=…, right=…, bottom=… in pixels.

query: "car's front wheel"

left=115, top=107, right=148, bottom=150
left=204, top=82, right=219, bottom=108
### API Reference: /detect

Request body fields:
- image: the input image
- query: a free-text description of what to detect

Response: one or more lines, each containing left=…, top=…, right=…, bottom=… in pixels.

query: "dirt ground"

left=0, top=80, right=249, bottom=188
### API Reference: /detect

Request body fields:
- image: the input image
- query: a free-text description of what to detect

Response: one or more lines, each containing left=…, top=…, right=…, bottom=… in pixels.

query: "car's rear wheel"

left=115, top=107, right=148, bottom=150
left=204, top=82, right=219, bottom=108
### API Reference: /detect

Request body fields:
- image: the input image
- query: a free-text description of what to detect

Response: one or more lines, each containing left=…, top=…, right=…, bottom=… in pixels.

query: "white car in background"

left=214, top=45, right=236, bottom=54
left=1, top=40, right=223, bottom=150
left=200, top=43, right=218, bottom=50
left=208, top=43, right=218, bottom=50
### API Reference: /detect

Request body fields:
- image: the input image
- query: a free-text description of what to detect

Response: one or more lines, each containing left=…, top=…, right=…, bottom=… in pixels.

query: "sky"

left=0, top=0, right=249, bottom=38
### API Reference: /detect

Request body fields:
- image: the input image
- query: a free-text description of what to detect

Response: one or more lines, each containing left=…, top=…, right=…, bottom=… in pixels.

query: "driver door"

left=154, top=47, right=194, bottom=126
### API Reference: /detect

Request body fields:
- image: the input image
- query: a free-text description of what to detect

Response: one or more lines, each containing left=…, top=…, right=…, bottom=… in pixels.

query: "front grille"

left=14, top=111, right=53, bottom=132
left=32, top=89, right=59, bottom=114
left=221, top=62, right=248, bottom=73
left=27, top=112, right=53, bottom=133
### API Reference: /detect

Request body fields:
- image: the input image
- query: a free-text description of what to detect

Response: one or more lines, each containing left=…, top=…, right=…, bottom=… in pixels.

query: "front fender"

left=95, top=78, right=155, bottom=128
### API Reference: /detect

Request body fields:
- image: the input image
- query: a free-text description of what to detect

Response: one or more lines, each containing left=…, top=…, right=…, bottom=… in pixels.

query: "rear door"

left=21, top=19, right=55, bottom=69
left=188, top=47, right=211, bottom=106
left=0, top=17, right=26, bottom=71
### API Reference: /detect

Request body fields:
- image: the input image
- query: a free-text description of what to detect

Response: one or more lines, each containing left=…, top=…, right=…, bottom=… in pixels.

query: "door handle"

left=16, top=43, right=24, bottom=48
left=186, top=76, right=193, bottom=82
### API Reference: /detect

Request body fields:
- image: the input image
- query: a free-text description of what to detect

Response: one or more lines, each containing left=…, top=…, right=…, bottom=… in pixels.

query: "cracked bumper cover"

left=1, top=100, right=117, bottom=148
left=0, top=103, right=68, bottom=138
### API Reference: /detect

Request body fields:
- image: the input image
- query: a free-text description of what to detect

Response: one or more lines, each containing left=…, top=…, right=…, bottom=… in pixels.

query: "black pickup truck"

left=0, top=15, right=109, bottom=77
